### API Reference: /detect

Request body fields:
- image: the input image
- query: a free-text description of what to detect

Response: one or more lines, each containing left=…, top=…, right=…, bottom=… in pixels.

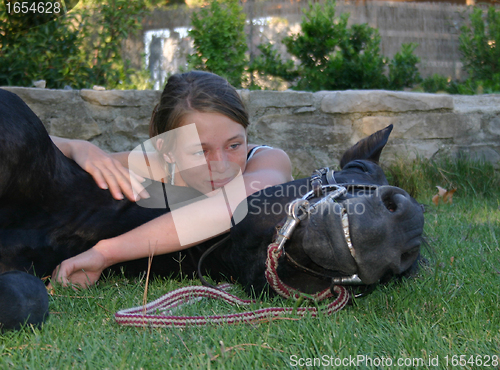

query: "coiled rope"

left=115, top=241, right=350, bottom=327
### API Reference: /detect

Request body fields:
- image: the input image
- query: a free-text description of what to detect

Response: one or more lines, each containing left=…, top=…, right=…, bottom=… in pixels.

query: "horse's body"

left=0, top=89, right=424, bottom=330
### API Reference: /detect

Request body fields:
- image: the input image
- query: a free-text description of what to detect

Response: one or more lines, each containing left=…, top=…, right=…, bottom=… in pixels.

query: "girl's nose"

left=207, top=150, right=230, bottom=173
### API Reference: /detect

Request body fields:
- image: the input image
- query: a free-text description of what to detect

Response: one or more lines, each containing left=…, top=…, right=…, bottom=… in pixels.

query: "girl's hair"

left=149, top=71, right=249, bottom=146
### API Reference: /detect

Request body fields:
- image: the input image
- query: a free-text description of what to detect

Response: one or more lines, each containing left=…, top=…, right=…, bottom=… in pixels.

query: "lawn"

left=1, top=157, right=499, bottom=369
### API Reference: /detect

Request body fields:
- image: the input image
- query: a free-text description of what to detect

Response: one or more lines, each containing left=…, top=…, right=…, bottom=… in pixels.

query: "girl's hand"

left=69, top=140, right=149, bottom=201
left=50, top=247, right=107, bottom=289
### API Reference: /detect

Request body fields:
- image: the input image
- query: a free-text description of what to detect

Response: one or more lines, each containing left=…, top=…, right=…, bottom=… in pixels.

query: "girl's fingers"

left=117, top=166, right=149, bottom=201
left=87, top=159, right=150, bottom=202
left=50, top=260, right=101, bottom=289
left=89, top=167, right=109, bottom=190
left=51, top=264, right=69, bottom=287
left=106, top=172, right=126, bottom=200
left=97, top=167, right=125, bottom=200
left=97, top=162, right=129, bottom=201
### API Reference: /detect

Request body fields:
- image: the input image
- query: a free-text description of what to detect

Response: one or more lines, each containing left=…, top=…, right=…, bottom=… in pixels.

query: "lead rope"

left=115, top=241, right=350, bottom=327
left=115, top=176, right=354, bottom=327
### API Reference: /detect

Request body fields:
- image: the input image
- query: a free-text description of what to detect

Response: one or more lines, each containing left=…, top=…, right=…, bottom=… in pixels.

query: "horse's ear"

left=340, top=124, right=393, bottom=169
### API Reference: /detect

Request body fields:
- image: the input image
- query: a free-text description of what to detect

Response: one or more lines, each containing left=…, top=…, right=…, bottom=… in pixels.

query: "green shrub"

left=420, top=74, right=500, bottom=95
left=0, top=0, right=151, bottom=89
left=418, top=6, right=500, bottom=95
left=459, top=6, right=500, bottom=82
left=421, top=74, right=450, bottom=93
left=77, top=0, right=150, bottom=89
left=187, top=0, right=248, bottom=88
left=252, top=43, right=299, bottom=83
left=0, top=3, right=87, bottom=88
left=388, top=43, right=422, bottom=90
left=251, top=0, right=421, bottom=91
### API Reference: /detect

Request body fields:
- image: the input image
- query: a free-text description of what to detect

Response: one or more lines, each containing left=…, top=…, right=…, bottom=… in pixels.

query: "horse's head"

left=268, top=125, right=425, bottom=293
left=296, top=184, right=424, bottom=286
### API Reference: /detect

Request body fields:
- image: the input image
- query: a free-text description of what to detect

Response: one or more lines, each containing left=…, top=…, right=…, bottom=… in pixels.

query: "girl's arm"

left=51, top=148, right=292, bottom=288
left=50, top=136, right=149, bottom=201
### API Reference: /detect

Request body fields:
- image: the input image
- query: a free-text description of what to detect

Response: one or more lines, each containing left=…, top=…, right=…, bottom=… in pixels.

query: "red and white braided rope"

left=265, top=241, right=335, bottom=301
left=115, top=242, right=350, bottom=327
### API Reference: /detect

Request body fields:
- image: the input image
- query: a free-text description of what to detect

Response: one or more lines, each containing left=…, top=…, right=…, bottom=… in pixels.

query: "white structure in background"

left=143, top=16, right=294, bottom=90
left=144, top=27, right=191, bottom=90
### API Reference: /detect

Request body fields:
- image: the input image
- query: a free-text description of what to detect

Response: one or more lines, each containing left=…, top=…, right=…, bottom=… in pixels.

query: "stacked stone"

left=3, top=86, right=500, bottom=173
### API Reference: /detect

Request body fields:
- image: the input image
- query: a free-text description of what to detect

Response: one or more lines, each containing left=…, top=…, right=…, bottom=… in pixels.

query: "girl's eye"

left=193, top=150, right=205, bottom=156
left=229, top=143, right=241, bottom=150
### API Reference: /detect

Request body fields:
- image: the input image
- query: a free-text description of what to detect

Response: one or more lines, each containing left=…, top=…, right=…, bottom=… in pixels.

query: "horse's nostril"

left=381, top=191, right=409, bottom=213
left=382, top=193, right=398, bottom=212
left=384, top=199, right=397, bottom=212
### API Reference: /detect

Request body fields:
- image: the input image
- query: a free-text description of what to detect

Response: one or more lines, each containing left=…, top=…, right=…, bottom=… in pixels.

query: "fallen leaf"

left=432, top=186, right=457, bottom=205
left=436, top=186, right=447, bottom=197
left=443, top=188, right=457, bottom=204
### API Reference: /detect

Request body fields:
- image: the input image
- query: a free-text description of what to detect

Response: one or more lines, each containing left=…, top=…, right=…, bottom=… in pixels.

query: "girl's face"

left=165, top=112, right=248, bottom=194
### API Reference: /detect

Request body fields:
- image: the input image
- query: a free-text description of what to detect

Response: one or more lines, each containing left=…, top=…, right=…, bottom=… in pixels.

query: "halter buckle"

left=274, top=215, right=299, bottom=252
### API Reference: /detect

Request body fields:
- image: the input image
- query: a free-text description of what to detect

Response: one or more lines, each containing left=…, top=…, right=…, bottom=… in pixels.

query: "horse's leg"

left=0, top=270, right=49, bottom=331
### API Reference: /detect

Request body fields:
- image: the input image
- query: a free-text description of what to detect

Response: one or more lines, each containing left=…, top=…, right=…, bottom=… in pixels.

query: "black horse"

left=0, top=89, right=424, bottom=330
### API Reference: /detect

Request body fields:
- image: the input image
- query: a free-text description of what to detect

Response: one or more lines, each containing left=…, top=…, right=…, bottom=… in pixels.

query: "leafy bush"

left=0, top=0, right=151, bottom=89
left=459, top=6, right=500, bottom=82
left=416, top=6, right=500, bottom=95
left=77, top=0, right=149, bottom=89
left=0, top=1, right=87, bottom=88
left=388, top=43, right=422, bottom=90
left=421, top=74, right=450, bottom=93
left=435, top=5, right=500, bottom=95
left=187, top=0, right=248, bottom=88
left=250, top=0, right=421, bottom=91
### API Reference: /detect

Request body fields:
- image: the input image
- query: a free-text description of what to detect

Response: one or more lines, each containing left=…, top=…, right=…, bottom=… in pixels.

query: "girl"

left=51, top=71, right=292, bottom=287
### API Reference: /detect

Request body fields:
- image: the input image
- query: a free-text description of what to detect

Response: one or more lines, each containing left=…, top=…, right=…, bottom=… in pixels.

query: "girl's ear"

left=156, top=138, right=175, bottom=163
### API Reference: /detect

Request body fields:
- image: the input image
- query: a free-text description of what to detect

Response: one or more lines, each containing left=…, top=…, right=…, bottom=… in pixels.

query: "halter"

left=266, top=167, right=379, bottom=299
left=273, top=168, right=364, bottom=283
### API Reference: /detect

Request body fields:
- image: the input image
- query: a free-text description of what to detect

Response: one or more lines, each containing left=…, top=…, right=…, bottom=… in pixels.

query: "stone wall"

left=3, top=86, right=500, bottom=174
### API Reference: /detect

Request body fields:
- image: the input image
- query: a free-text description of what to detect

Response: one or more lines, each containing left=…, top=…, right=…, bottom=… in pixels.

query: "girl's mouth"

left=209, top=177, right=232, bottom=189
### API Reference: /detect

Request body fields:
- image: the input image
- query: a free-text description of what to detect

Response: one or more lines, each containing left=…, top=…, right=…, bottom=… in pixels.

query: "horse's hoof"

left=0, top=271, right=49, bottom=331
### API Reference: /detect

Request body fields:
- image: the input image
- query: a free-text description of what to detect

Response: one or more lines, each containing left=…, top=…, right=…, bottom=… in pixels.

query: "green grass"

left=1, top=157, right=500, bottom=369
